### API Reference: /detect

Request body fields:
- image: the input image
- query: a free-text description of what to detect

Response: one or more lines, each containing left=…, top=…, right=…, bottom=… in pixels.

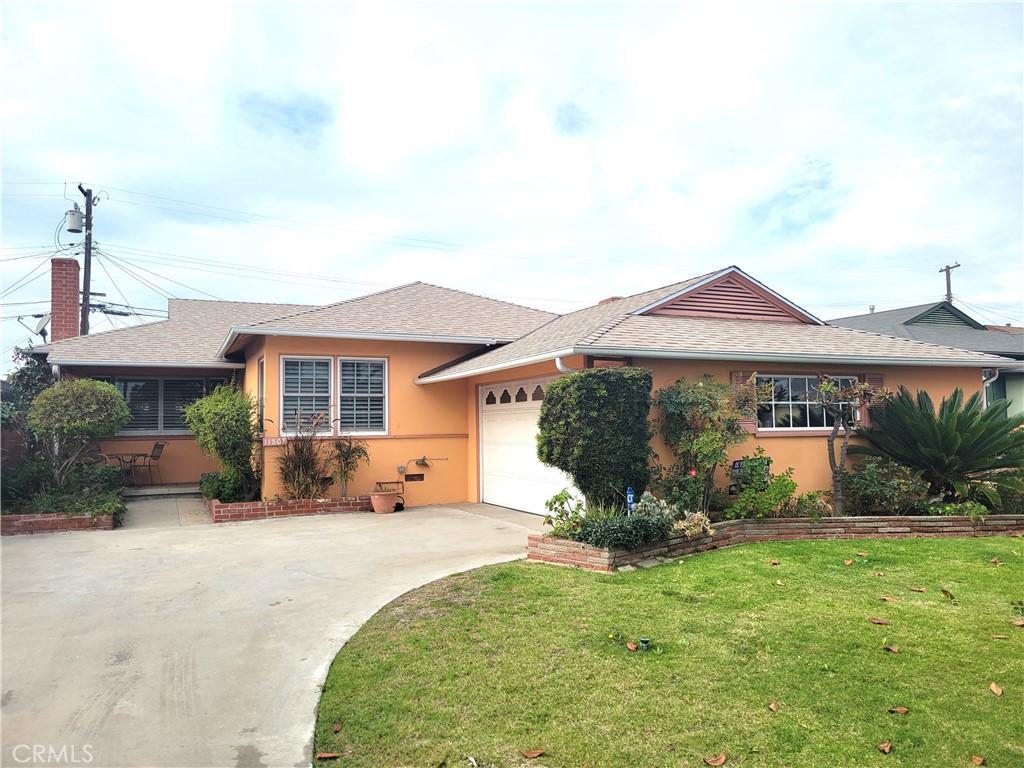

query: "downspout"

left=51, top=364, right=60, bottom=380
left=555, top=356, right=578, bottom=374
left=981, top=368, right=1000, bottom=409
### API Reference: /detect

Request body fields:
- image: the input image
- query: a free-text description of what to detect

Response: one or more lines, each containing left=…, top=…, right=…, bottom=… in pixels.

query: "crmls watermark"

left=11, top=744, right=94, bottom=764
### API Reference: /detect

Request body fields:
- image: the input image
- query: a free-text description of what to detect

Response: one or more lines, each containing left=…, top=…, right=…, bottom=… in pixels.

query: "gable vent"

left=648, top=276, right=804, bottom=322
left=910, top=306, right=976, bottom=328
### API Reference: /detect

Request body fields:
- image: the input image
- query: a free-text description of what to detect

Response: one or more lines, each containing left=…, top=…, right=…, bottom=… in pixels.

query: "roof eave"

left=416, top=345, right=1011, bottom=383
left=48, top=359, right=246, bottom=369
left=219, top=326, right=506, bottom=357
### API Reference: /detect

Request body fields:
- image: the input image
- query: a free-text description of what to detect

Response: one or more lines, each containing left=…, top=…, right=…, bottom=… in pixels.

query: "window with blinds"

left=339, top=359, right=387, bottom=433
left=113, top=378, right=209, bottom=433
left=282, top=358, right=332, bottom=432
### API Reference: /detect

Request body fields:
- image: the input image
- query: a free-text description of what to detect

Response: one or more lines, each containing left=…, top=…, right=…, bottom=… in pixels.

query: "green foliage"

left=27, top=378, right=131, bottom=486
left=930, top=499, right=988, bottom=523
left=725, top=448, right=797, bottom=519
left=576, top=506, right=673, bottom=550
left=276, top=413, right=334, bottom=500
left=333, top=435, right=370, bottom=496
left=6, top=347, right=56, bottom=417
left=841, top=457, right=928, bottom=515
left=184, top=383, right=261, bottom=501
left=0, top=457, right=55, bottom=502
left=852, top=387, right=1024, bottom=506
left=653, top=374, right=761, bottom=512
left=783, top=490, right=831, bottom=520
left=199, top=471, right=245, bottom=504
left=543, top=488, right=587, bottom=539
left=66, top=463, right=124, bottom=493
left=537, top=367, right=653, bottom=507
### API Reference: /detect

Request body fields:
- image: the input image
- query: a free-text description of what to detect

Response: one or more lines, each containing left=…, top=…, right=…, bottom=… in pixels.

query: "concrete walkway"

left=1, top=504, right=544, bottom=767
left=120, top=495, right=212, bottom=528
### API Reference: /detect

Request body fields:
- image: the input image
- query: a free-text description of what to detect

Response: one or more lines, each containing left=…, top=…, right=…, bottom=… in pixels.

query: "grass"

left=314, top=538, right=1023, bottom=767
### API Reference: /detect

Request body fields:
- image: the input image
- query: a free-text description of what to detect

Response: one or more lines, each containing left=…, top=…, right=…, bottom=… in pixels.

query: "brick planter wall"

left=207, top=496, right=372, bottom=523
left=1, top=513, right=115, bottom=536
left=527, top=514, right=1024, bottom=572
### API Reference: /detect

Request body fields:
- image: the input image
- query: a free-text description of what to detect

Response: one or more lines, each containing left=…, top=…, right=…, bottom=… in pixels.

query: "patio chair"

left=137, top=442, right=166, bottom=485
left=83, top=444, right=110, bottom=467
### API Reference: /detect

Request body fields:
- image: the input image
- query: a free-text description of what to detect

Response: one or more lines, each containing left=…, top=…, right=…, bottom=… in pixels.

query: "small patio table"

left=108, top=452, right=150, bottom=486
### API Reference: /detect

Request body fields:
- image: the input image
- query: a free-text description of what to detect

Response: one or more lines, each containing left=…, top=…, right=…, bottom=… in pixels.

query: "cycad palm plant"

left=852, top=386, right=1024, bottom=506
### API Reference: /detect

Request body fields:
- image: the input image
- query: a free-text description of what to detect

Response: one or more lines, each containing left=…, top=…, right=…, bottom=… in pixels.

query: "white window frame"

left=337, top=357, right=388, bottom=436
left=280, top=356, right=334, bottom=435
left=755, top=374, right=858, bottom=430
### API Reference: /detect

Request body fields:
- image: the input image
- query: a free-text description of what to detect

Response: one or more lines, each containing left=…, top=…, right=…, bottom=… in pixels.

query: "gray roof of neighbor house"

left=829, top=303, right=1024, bottom=359
left=42, top=299, right=311, bottom=368
left=218, top=282, right=557, bottom=356
left=417, top=269, right=1014, bottom=382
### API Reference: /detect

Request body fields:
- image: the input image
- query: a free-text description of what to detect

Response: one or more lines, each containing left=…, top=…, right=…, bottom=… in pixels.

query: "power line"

left=97, top=249, right=223, bottom=300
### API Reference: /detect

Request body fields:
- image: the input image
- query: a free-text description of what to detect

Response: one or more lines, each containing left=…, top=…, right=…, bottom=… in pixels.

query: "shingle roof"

left=418, top=272, right=1013, bottom=382
left=219, top=281, right=557, bottom=355
left=43, top=299, right=310, bottom=367
left=829, top=304, right=1024, bottom=359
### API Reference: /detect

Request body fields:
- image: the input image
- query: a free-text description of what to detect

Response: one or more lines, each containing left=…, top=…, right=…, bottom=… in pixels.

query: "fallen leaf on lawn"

left=883, top=645, right=900, bottom=653
left=469, top=758, right=478, bottom=768
left=315, top=754, right=341, bottom=761
left=626, top=642, right=637, bottom=651
left=1013, top=620, right=1024, bottom=627
left=881, top=596, right=897, bottom=602
left=776, top=579, right=784, bottom=586
left=332, top=723, right=342, bottom=733
left=857, top=551, right=869, bottom=557
left=989, top=682, right=1002, bottom=696
left=769, top=701, right=781, bottom=712
left=971, top=756, right=986, bottom=765
left=703, top=754, right=727, bottom=766
left=869, top=617, right=891, bottom=625
left=941, top=589, right=955, bottom=600
left=888, top=707, right=909, bottom=714
left=990, top=557, right=1001, bottom=564
left=878, top=741, right=892, bottom=754
left=844, top=559, right=853, bottom=566
left=521, top=749, right=546, bottom=759
left=770, top=560, right=780, bottom=566
left=875, top=571, right=885, bottom=577
left=910, top=587, right=927, bottom=593
left=992, top=635, right=1009, bottom=640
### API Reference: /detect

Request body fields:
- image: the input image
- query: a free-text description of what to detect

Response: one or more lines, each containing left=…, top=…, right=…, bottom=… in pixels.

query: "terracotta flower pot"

left=369, top=491, right=399, bottom=514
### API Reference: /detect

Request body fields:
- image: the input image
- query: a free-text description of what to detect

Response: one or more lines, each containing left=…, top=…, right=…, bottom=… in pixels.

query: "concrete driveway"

left=1, top=504, right=543, bottom=768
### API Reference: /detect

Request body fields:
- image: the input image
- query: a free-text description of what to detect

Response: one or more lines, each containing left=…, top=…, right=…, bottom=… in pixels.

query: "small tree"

left=816, top=375, right=889, bottom=516
left=653, top=374, right=762, bottom=512
left=277, top=413, right=334, bottom=499
left=4, top=346, right=56, bottom=447
left=537, top=367, right=653, bottom=508
left=184, top=383, right=261, bottom=501
left=27, top=378, right=131, bottom=486
left=333, top=435, right=369, bottom=497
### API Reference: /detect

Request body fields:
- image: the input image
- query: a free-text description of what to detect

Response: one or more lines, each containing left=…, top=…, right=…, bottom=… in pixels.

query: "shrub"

left=537, top=367, right=653, bottom=507
left=653, top=374, right=761, bottom=512
left=0, top=457, right=55, bottom=503
left=853, top=387, right=1024, bottom=506
left=333, top=435, right=370, bottom=497
left=543, top=489, right=587, bottom=539
left=184, top=383, right=261, bottom=501
left=842, top=457, right=928, bottom=515
left=576, top=509, right=673, bottom=550
left=931, top=499, right=987, bottom=523
left=782, top=490, right=832, bottom=519
left=277, top=414, right=334, bottom=500
left=199, top=471, right=245, bottom=503
left=28, top=378, right=131, bottom=486
left=65, top=463, right=124, bottom=493
left=725, top=448, right=797, bottom=519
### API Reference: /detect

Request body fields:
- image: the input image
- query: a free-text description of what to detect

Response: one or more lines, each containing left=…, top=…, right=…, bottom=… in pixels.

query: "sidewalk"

left=121, top=495, right=211, bottom=528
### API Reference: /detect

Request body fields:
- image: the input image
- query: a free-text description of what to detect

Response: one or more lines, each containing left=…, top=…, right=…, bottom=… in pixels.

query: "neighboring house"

left=37, top=258, right=1013, bottom=514
left=829, top=302, right=1024, bottom=418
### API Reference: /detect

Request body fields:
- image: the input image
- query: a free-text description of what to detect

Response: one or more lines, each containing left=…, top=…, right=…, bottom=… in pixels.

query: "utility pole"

left=77, top=184, right=94, bottom=334
left=938, top=262, right=960, bottom=304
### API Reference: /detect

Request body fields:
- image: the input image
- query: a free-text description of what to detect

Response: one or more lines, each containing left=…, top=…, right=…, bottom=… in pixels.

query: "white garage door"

left=480, top=377, right=579, bottom=515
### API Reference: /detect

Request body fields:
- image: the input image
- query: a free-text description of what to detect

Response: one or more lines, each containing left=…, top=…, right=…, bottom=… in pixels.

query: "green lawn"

left=314, top=538, right=1023, bottom=767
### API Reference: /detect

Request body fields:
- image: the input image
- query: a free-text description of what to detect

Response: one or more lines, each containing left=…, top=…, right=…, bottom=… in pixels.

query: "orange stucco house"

left=38, top=259, right=1014, bottom=514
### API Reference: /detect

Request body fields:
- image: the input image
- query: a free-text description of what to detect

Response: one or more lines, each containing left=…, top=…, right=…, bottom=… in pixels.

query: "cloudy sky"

left=2, top=2, right=1022, bottom=372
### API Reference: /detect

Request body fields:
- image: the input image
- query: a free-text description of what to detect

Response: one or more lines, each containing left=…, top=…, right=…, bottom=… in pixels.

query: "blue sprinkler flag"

left=626, top=487, right=635, bottom=511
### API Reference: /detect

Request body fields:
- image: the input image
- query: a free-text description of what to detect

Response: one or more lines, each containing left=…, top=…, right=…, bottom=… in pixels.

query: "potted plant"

left=333, top=435, right=369, bottom=498
left=368, top=489, right=400, bottom=514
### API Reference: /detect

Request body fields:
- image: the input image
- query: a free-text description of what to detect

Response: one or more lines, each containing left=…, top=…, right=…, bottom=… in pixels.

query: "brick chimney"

left=50, top=257, right=81, bottom=341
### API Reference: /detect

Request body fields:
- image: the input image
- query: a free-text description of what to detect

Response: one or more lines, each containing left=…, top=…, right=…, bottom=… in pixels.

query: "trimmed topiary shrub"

left=537, top=367, right=653, bottom=507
